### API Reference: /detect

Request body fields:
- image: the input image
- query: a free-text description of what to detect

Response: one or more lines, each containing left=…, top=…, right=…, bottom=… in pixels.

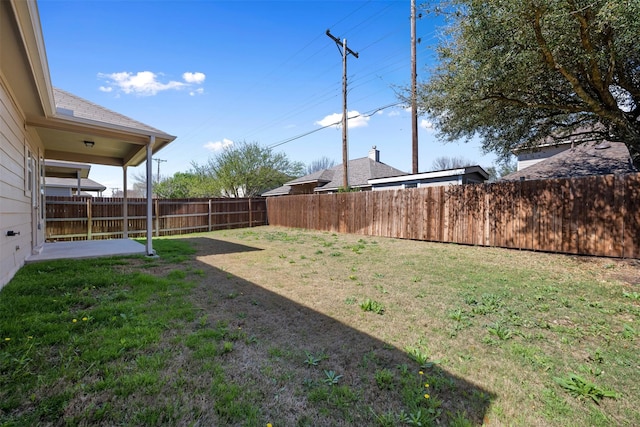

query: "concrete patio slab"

left=25, top=239, right=147, bottom=263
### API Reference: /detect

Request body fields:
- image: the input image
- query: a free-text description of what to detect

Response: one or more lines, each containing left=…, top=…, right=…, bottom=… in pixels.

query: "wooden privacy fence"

left=266, top=174, right=640, bottom=259
left=46, top=196, right=267, bottom=241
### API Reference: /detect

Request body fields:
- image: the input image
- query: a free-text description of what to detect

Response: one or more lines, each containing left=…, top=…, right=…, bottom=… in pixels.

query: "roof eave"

left=10, top=0, right=55, bottom=117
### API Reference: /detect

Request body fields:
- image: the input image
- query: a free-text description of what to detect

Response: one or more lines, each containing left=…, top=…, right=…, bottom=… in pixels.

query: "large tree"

left=431, top=155, right=474, bottom=170
left=417, top=0, right=640, bottom=168
left=306, top=156, right=336, bottom=175
left=154, top=172, right=221, bottom=198
left=192, top=141, right=304, bottom=197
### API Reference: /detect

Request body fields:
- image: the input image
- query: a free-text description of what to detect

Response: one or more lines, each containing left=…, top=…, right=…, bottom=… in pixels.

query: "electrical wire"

left=266, top=102, right=403, bottom=149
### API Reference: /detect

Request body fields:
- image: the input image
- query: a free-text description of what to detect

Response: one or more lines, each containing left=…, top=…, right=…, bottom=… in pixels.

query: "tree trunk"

left=627, top=141, right=640, bottom=170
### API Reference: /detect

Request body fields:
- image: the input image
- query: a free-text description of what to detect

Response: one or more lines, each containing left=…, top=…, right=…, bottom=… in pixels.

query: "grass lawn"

left=1, top=226, right=638, bottom=426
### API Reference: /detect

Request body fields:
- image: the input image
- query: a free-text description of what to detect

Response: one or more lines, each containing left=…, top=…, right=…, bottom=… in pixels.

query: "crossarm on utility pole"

left=326, top=30, right=359, bottom=58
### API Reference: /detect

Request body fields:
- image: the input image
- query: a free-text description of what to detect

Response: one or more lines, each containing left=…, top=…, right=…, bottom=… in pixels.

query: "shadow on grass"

left=182, top=237, right=264, bottom=256
left=178, top=236, right=496, bottom=425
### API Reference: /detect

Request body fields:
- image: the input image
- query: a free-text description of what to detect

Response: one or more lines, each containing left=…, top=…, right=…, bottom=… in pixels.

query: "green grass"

left=1, top=228, right=639, bottom=426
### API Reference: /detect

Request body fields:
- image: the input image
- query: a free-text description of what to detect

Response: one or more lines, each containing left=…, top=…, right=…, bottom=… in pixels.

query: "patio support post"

left=123, top=165, right=128, bottom=238
left=145, top=136, right=156, bottom=256
left=76, top=170, right=81, bottom=196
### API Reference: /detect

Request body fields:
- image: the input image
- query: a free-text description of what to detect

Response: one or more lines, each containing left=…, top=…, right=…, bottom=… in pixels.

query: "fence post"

left=249, top=198, right=253, bottom=227
left=208, top=199, right=212, bottom=232
left=86, top=198, right=92, bottom=240
left=154, top=199, right=160, bottom=237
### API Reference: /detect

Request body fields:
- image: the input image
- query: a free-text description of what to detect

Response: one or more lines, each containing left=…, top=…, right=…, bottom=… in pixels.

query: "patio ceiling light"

left=84, top=140, right=95, bottom=148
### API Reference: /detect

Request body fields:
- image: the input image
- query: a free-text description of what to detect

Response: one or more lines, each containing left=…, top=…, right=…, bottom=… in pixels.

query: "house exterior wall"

left=372, top=176, right=463, bottom=191
left=290, top=182, right=318, bottom=195
left=45, top=186, right=72, bottom=197
left=0, top=77, right=44, bottom=289
left=517, top=145, right=572, bottom=171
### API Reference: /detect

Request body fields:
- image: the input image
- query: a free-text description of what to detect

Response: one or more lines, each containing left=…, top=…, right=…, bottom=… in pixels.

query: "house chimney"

left=369, top=146, right=380, bottom=162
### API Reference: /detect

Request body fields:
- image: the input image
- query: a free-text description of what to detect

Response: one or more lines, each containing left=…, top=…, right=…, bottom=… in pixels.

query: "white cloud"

left=98, top=70, right=206, bottom=96
left=420, top=119, right=434, bottom=130
left=204, top=138, right=234, bottom=152
left=315, top=111, right=369, bottom=129
left=189, top=88, right=205, bottom=96
left=388, top=110, right=400, bottom=117
left=183, top=72, right=206, bottom=84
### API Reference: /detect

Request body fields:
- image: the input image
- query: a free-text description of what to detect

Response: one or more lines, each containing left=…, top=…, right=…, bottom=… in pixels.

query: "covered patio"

left=30, top=88, right=176, bottom=259
left=25, top=239, right=146, bottom=263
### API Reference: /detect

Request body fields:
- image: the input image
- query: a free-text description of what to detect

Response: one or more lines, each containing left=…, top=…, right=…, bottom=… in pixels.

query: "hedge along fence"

left=45, top=196, right=267, bottom=241
left=266, top=173, right=640, bottom=259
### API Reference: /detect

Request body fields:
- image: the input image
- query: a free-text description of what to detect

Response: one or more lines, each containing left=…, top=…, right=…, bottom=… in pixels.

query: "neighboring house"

left=1, top=0, right=176, bottom=288
left=45, top=177, right=106, bottom=197
left=262, top=147, right=408, bottom=196
left=44, top=159, right=105, bottom=196
left=501, top=141, right=636, bottom=181
left=512, top=126, right=612, bottom=171
left=369, top=166, right=489, bottom=190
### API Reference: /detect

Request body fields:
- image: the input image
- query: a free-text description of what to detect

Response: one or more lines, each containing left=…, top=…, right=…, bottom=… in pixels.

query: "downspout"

left=76, top=170, right=81, bottom=196
left=146, top=136, right=156, bottom=256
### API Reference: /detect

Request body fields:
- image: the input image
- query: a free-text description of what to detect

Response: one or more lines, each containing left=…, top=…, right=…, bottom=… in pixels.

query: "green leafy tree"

left=485, top=159, right=517, bottom=182
left=416, top=0, right=640, bottom=169
left=154, top=172, right=220, bottom=198
left=192, top=141, right=304, bottom=197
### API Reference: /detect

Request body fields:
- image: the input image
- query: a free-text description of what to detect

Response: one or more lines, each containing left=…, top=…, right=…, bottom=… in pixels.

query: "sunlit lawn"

left=1, top=226, right=638, bottom=426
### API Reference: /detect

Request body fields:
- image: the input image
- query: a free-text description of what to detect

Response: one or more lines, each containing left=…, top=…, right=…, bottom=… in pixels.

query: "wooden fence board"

left=46, top=196, right=267, bottom=241
left=265, top=174, right=639, bottom=259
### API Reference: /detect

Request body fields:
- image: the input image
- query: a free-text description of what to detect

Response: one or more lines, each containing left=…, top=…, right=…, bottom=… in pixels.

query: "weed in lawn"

left=374, top=368, right=394, bottom=390
left=304, top=351, right=323, bottom=367
left=622, top=290, right=640, bottom=300
left=449, top=411, right=474, bottom=427
left=344, top=296, right=357, bottom=305
left=405, top=345, right=431, bottom=368
left=621, top=323, right=637, bottom=339
left=371, top=409, right=396, bottom=427
left=221, top=341, right=234, bottom=354
left=554, top=373, right=618, bottom=403
left=374, top=284, right=389, bottom=294
left=486, top=321, right=513, bottom=341
left=360, top=298, right=385, bottom=315
left=322, top=370, right=343, bottom=386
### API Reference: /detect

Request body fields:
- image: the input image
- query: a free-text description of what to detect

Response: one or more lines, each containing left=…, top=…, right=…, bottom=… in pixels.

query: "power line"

left=267, top=102, right=403, bottom=149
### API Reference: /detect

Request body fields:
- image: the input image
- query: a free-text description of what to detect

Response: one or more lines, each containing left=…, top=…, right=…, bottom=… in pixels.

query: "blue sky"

left=38, top=0, right=497, bottom=195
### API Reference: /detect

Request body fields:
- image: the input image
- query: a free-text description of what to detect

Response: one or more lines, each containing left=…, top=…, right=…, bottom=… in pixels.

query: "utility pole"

left=411, top=0, right=419, bottom=174
left=326, top=30, right=359, bottom=190
left=153, top=158, right=167, bottom=182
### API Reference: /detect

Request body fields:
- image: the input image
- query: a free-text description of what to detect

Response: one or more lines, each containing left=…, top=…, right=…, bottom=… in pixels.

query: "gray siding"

left=0, top=78, right=43, bottom=289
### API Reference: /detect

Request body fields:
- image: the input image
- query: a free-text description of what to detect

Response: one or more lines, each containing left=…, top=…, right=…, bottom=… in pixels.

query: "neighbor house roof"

left=44, top=159, right=91, bottom=179
left=262, top=147, right=408, bottom=196
left=314, top=157, right=408, bottom=192
left=262, top=185, right=293, bottom=197
left=369, top=166, right=489, bottom=185
left=45, top=177, right=107, bottom=192
left=502, top=141, right=636, bottom=181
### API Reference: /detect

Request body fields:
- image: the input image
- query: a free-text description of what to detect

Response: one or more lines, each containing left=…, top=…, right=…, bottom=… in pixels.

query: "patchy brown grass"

left=164, top=226, right=638, bottom=426
left=3, top=226, right=637, bottom=426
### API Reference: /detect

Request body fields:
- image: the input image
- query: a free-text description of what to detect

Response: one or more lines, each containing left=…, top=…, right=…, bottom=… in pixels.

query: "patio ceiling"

left=27, top=89, right=176, bottom=168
